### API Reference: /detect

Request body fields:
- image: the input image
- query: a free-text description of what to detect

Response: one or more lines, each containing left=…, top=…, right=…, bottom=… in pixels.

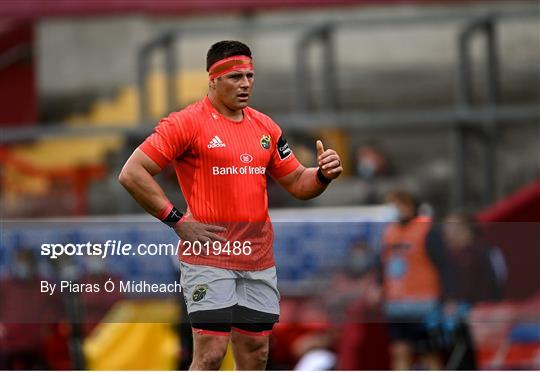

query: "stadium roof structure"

left=1, top=0, right=425, bottom=19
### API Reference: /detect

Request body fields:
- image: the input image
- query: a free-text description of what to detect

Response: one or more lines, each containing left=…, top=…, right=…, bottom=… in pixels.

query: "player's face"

left=214, top=69, right=254, bottom=111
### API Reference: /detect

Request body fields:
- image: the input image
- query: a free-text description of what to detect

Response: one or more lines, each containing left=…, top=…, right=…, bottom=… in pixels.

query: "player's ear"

left=209, top=78, right=216, bottom=90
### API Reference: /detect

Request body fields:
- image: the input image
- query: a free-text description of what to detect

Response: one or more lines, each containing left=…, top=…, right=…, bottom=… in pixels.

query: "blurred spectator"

left=323, top=241, right=380, bottom=323
left=0, top=248, right=63, bottom=369
left=439, top=212, right=506, bottom=303
left=334, top=241, right=390, bottom=370
left=381, top=189, right=445, bottom=370
left=356, top=141, right=392, bottom=181
left=424, top=212, right=508, bottom=369
left=355, top=141, right=396, bottom=204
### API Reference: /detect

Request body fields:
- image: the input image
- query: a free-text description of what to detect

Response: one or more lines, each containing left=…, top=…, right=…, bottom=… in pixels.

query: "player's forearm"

left=289, top=167, right=328, bottom=200
left=118, top=163, right=170, bottom=217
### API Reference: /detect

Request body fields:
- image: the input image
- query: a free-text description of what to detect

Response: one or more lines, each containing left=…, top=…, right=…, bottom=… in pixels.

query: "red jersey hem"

left=231, top=327, right=273, bottom=337
left=179, top=256, right=275, bottom=271
left=192, top=328, right=230, bottom=337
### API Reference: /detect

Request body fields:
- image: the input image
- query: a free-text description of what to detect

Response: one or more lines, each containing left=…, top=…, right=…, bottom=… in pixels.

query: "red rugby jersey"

left=139, top=96, right=300, bottom=270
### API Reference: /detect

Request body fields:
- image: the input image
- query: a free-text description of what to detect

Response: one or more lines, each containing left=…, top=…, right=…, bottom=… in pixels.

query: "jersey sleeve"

left=139, top=112, right=195, bottom=168
left=266, top=121, right=301, bottom=179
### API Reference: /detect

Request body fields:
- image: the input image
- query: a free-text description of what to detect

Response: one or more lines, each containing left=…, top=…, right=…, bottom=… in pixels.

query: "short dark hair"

left=206, top=40, right=252, bottom=72
left=386, top=189, right=419, bottom=211
left=445, top=211, right=480, bottom=237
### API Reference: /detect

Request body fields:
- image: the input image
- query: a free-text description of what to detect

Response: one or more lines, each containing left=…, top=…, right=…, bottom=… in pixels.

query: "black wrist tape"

left=163, top=207, right=184, bottom=227
left=317, top=168, right=332, bottom=185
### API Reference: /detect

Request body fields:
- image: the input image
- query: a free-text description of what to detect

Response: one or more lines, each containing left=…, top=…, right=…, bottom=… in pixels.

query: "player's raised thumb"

left=316, top=140, right=325, bottom=156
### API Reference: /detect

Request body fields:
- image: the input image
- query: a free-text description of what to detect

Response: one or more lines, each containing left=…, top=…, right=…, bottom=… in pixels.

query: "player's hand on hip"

left=316, top=140, right=343, bottom=180
left=173, top=220, right=227, bottom=244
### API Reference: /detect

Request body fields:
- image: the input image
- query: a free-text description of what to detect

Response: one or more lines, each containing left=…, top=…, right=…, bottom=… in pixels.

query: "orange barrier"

left=0, top=147, right=105, bottom=216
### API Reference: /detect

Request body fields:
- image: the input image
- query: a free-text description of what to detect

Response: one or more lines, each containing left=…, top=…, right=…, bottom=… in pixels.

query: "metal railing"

left=1, top=6, right=539, bottom=211
left=453, top=14, right=501, bottom=208
left=133, top=7, right=539, bottom=210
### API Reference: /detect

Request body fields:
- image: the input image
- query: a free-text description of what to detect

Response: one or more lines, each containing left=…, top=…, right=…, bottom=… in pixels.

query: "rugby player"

left=119, top=40, right=342, bottom=370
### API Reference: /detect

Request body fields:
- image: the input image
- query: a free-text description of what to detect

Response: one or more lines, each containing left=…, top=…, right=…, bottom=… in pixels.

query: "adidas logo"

left=207, top=136, right=226, bottom=149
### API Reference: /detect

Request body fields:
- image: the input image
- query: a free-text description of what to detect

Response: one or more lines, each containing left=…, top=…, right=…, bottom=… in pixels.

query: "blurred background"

left=0, top=0, right=539, bottom=370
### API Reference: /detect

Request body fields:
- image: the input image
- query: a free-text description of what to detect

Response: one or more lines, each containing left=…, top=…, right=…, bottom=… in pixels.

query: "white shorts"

left=180, top=261, right=280, bottom=315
